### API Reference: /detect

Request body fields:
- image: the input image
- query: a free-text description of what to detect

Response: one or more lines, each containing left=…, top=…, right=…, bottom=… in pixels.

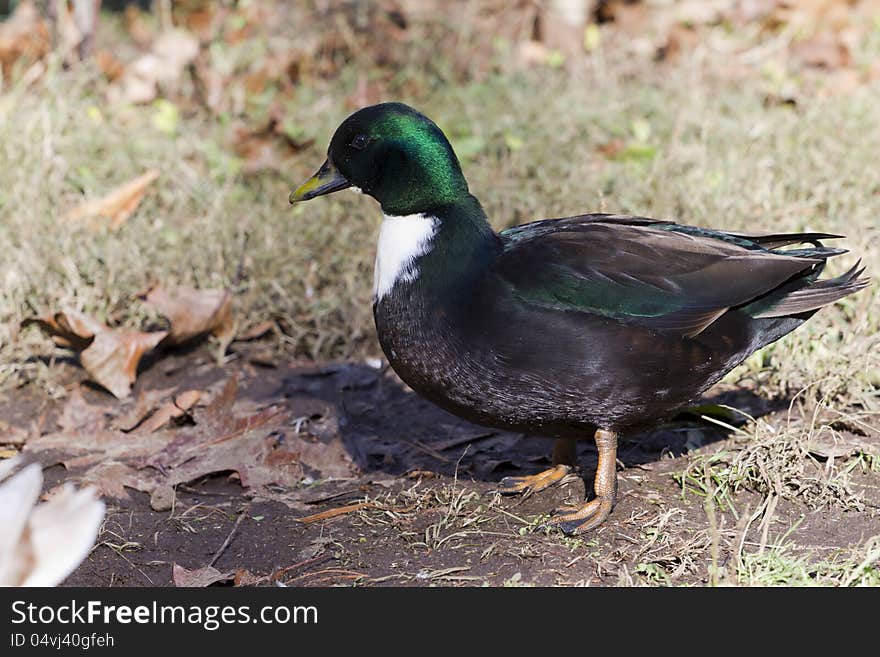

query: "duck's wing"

left=494, top=214, right=844, bottom=337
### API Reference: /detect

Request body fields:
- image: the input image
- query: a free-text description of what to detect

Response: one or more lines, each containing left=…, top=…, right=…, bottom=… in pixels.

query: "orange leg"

left=548, top=428, right=618, bottom=534
left=498, top=438, right=576, bottom=495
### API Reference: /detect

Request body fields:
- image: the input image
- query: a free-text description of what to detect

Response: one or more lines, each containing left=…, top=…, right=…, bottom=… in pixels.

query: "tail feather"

left=751, top=260, right=870, bottom=318
left=770, top=246, right=848, bottom=259
left=729, top=231, right=844, bottom=249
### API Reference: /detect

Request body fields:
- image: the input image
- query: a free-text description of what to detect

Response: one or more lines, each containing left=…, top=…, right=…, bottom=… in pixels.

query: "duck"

left=289, top=102, right=869, bottom=534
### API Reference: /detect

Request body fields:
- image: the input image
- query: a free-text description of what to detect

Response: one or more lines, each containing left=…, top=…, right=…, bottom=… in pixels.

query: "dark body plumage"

left=291, top=101, right=868, bottom=532
left=373, top=207, right=866, bottom=437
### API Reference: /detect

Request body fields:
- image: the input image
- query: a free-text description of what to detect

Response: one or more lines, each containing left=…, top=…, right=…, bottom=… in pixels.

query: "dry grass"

left=2, top=51, right=878, bottom=397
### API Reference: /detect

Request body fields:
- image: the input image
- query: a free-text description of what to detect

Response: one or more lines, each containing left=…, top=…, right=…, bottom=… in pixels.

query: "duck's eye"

left=350, top=134, right=370, bottom=150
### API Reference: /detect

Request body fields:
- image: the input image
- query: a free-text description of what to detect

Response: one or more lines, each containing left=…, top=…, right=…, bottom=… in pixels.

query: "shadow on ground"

left=272, top=361, right=788, bottom=483
left=13, top=346, right=864, bottom=588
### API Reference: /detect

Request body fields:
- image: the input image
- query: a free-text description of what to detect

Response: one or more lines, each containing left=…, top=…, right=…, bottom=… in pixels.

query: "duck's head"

left=289, top=102, right=469, bottom=216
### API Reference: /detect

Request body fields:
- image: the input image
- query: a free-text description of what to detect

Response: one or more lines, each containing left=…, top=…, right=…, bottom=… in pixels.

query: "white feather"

left=0, top=462, right=41, bottom=584
left=373, top=213, right=437, bottom=300
left=0, top=460, right=105, bottom=587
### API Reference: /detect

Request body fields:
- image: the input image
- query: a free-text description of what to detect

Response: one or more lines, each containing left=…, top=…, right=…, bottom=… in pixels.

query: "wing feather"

left=496, top=215, right=823, bottom=336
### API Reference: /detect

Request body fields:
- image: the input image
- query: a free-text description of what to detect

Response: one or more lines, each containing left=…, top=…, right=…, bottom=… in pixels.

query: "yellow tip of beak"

left=289, top=160, right=350, bottom=204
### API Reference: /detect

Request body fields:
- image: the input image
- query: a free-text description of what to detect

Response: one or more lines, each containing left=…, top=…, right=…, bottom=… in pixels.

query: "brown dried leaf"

left=297, top=499, right=418, bottom=524
left=791, top=34, right=851, bottom=69
left=297, top=502, right=375, bottom=524
left=138, top=390, right=202, bottom=433
left=536, top=4, right=585, bottom=59
left=233, top=569, right=263, bottom=586
left=26, top=427, right=171, bottom=470
left=147, top=392, right=294, bottom=491
left=142, top=284, right=235, bottom=347
left=175, top=389, right=203, bottom=410
left=57, top=386, right=113, bottom=434
left=80, top=329, right=168, bottom=399
left=0, top=1, right=50, bottom=78
left=27, top=376, right=353, bottom=505
left=64, top=170, right=160, bottom=229
left=24, top=310, right=166, bottom=399
left=24, top=423, right=168, bottom=500
left=596, top=0, right=652, bottom=36
left=108, top=29, right=199, bottom=104
left=145, top=377, right=355, bottom=495
left=172, top=564, right=233, bottom=587
left=94, top=49, right=125, bottom=81
left=235, top=320, right=275, bottom=342
left=232, top=112, right=313, bottom=175
left=113, top=386, right=177, bottom=432
left=22, top=308, right=104, bottom=350
left=123, top=4, right=156, bottom=48
left=78, top=461, right=159, bottom=500
left=597, top=139, right=626, bottom=159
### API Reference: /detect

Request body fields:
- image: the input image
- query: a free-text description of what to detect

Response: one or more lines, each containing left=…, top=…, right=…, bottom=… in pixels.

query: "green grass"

left=735, top=531, right=880, bottom=587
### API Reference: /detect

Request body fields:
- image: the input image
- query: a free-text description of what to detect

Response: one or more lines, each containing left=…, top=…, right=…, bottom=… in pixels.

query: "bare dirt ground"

left=6, top=341, right=876, bottom=587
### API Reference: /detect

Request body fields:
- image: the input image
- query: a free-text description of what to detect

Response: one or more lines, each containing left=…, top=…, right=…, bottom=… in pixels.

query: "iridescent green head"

left=290, top=102, right=469, bottom=216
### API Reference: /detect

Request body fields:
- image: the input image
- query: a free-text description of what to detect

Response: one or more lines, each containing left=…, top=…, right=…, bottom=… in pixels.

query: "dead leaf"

left=597, top=139, right=626, bottom=159
left=596, top=0, right=653, bottom=36
left=536, top=3, right=586, bottom=60
left=175, top=389, right=202, bottom=410
left=95, top=49, right=125, bottom=81
left=821, top=69, right=863, bottom=97
left=123, top=4, right=156, bottom=48
left=57, top=386, right=112, bottom=434
left=296, top=502, right=375, bottom=524
left=346, top=73, right=387, bottom=111
left=138, top=390, right=201, bottom=433
left=232, top=113, right=313, bottom=175
left=0, top=1, right=50, bottom=78
left=153, top=29, right=200, bottom=74
left=22, top=309, right=105, bottom=350
left=517, top=40, right=551, bottom=66
left=145, top=378, right=294, bottom=489
left=141, top=284, right=235, bottom=347
left=80, top=329, right=167, bottom=399
left=26, top=425, right=167, bottom=469
left=233, top=569, right=263, bottom=586
left=64, top=170, right=160, bottom=229
left=172, top=564, right=233, bottom=587
left=235, top=320, right=275, bottom=342
left=108, top=29, right=199, bottom=104
left=297, top=500, right=418, bottom=524
left=145, top=377, right=356, bottom=496
left=25, top=376, right=353, bottom=506
left=791, top=34, right=851, bottom=69
left=24, top=309, right=167, bottom=399
left=656, top=23, right=700, bottom=62
left=78, top=461, right=159, bottom=500
left=113, top=386, right=177, bottom=432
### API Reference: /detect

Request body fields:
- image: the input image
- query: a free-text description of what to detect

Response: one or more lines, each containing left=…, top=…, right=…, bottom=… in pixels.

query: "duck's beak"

left=289, top=159, right=350, bottom=204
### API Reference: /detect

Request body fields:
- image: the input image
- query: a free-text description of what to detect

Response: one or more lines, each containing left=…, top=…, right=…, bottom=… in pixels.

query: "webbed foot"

left=546, top=428, right=618, bottom=535
left=498, top=464, right=573, bottom=495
